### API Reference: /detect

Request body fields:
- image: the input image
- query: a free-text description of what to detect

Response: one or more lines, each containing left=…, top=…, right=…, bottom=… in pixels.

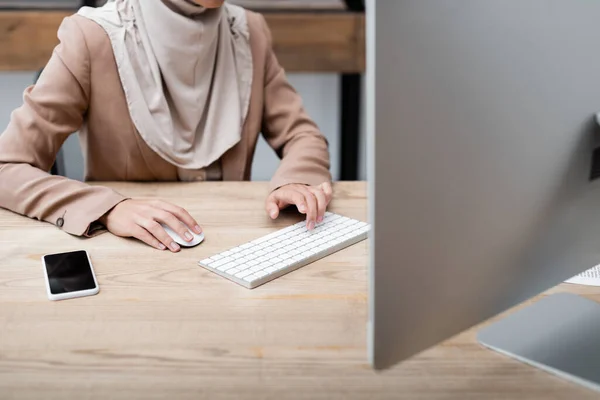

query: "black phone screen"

left=44, top=251, right=96, bottom=294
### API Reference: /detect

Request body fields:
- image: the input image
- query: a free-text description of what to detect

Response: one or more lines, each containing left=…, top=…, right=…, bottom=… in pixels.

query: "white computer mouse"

left=161, top=223, right=205, bottom=248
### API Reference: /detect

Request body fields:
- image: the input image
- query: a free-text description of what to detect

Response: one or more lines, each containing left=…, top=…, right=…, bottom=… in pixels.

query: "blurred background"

left=0, top=0, right=366, bottom=182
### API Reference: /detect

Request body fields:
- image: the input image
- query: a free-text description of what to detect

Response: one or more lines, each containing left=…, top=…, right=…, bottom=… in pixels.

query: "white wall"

left=0, top=72, right=34, bottom=130
left=0, top=72, right=366, bottom=181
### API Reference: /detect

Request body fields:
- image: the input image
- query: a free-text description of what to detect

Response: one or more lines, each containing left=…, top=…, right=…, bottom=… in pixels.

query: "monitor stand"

left=477, top=292, right=600, bottom=392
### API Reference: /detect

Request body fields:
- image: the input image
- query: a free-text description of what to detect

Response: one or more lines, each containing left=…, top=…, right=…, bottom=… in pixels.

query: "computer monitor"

left=367, top=0, right=600, bottom=388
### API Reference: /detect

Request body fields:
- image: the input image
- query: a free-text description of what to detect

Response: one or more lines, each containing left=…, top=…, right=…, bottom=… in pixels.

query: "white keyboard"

left=198, top=212, right=370, bottom=289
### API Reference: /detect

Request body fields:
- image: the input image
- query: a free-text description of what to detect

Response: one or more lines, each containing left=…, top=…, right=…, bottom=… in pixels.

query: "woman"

left=0, top=0, right=332, bottom=252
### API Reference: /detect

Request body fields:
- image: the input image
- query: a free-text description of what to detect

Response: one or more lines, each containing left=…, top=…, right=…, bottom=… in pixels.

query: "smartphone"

left=42, top=250, right=100, bottom=301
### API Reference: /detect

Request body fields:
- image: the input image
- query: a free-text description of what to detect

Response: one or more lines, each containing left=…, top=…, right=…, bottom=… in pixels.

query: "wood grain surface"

left=0, top=10, right=365, bottom=72
left=0, top=182, right=598, bottom=399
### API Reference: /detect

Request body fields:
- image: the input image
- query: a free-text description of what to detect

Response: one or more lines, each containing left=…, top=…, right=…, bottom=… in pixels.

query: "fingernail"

left=158, top=243, right=166, bottom=250
left=308, top=221, right=315, bottom=230
left=317, top=216, right=323, bottom=223
left=299, top=204, right=306, bottom=213
left=270, top=209, right=277, bottom=219
left=184, top=232, right=193, bottom=241
left=170, top=242, right=180, bottom=251
left=194, top=225, right=202, bottom=234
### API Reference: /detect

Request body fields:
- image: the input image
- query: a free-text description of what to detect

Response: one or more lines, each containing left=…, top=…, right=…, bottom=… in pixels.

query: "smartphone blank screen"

left=44, top=251, right=96, bottom=294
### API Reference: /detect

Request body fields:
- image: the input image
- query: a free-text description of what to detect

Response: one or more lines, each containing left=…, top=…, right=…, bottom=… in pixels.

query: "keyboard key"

left=310, top=247, right=322, bottom=254
left=235, top=270, right=253, bottom=279
left=251, top=233, right=276, bottom=244
left=270, top=242, right=285, bottom=253
left=265, top=267, right=277, bottom=273
left=312, top=229, right=326, bottom=239
left=240, top=243, right=254, bottom=249
left=212, top=257, right=233, bottom=268
left=275, top=242, right=288, bottom=250
left=216, top=262, right=235, bottom=271
left=278, top=225, right=297, bottom=235
left=200, top=258, right=212, bottom=265
left=309, top=247, right=322, bottom=255
left=243, top=274, right=258, bottom=282
left=255, top=271, right=268, bottom=278
left=236, top=263, right=251, bottom=271
left=247, top=260, right=259, bottom=266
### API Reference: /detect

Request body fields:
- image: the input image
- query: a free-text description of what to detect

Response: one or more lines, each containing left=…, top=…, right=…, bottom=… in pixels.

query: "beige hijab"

left=78, top=0, right=253, bottom=177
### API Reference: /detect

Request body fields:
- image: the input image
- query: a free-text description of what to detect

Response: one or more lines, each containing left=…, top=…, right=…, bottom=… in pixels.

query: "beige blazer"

left=0, top=10, right=331, bottom=237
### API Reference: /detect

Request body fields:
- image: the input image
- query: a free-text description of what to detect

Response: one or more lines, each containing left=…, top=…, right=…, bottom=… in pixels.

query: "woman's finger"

left=273, top=189, right=307, bottom=214
left=309, top=186, right=328, bottom=223
left=320, top=182, right=333, bottom=204
left=138, top=217, right=180, bottom=252
left=295, top=186, right=318, bottom=229
left=154, top=201, right=202, bottom=234
left=131, top=225, right=166, bottom=251
left=265, top=194, right=281, bottom=219
left=154, top=210, right=194, bottom=243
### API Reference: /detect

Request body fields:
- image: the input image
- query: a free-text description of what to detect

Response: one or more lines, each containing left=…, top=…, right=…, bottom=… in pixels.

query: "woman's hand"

left=99, top=199, right=202, bottom=252
left=265, top=182, right=333, bottom=230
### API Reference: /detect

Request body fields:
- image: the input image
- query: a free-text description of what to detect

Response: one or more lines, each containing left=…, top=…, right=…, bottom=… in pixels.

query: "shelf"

left=0, top=10, right=365, bottom=73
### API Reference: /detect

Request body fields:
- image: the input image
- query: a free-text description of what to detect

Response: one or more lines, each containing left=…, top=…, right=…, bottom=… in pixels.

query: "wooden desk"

left=1, top=182, right=597, bottom=399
